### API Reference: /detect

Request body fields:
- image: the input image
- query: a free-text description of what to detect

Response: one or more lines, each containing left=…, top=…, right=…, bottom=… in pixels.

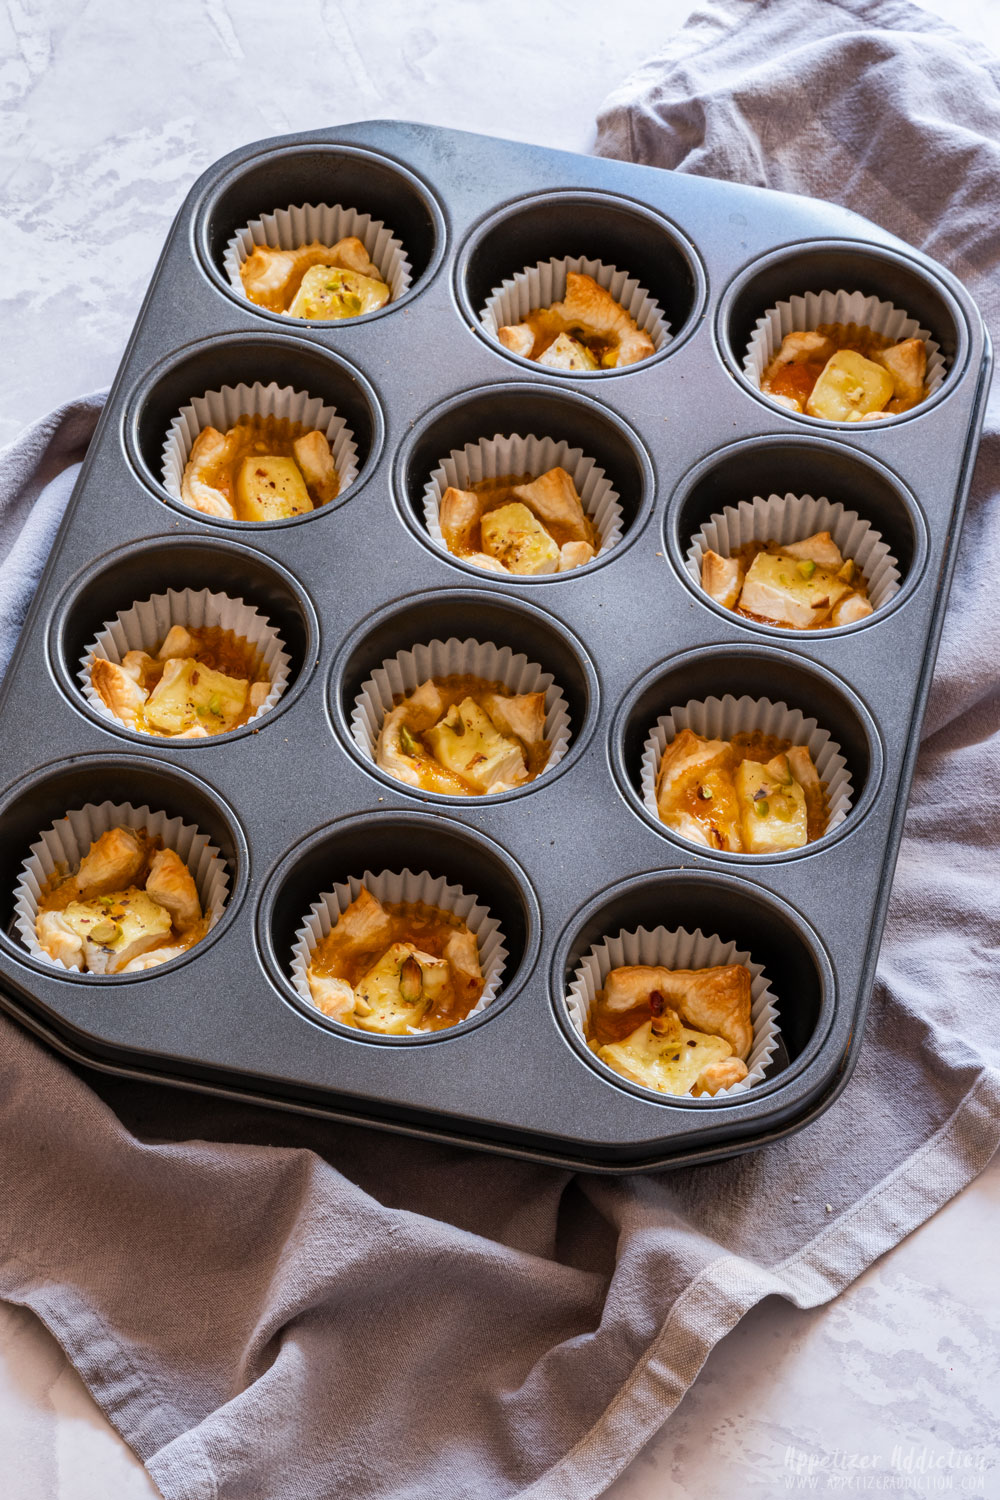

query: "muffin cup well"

left=161, top=380, right=359, bottom=510
left=78, top=587, right=292, bottom=734
left=480, top=256, right=670, bottom=363
left=289, top=867, right=508, bottom=1028
left=13, top=800, right=230, bottom=973
left=565, top=923, right=781, bottom=1098
left=222, top=200, right=412, bottom=313
left=685, top=492, right=901, bottom=616
left=641, top=694, right=853, bottom=843
left=421, top=432, right=624, bottom=573
left=744, top=289, right=946, bottom=415
left=350, top=636, right=572, bottom=788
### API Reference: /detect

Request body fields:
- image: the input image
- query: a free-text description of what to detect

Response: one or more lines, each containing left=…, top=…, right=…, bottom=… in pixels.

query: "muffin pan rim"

left=609, top=642, right=885, bottom=864
left=192, top=139, right=450, bottom=330
left=255, top=808, right=543, bottom=1046
left=548, top=867, right=837, bottom=1111
left=453, top=185, right=709, bottom=377
left=663, top=433, right=930, bottom=640
left=122, top=330, right=387, bottom=530
left=715, top=235, right=973, bottom=430
left=47, top=533, right=322, bottom=749
left=0, top=752, right=250, bottom=985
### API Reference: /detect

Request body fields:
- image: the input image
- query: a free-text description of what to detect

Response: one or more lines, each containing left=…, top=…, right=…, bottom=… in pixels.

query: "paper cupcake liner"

left=480, top=256, right=670, bottom=363
left=13, top=800, right=231, bottom=974
left=686, top=492, right=901, bottom=616
left=641, top=694, right=853, bottom=842
left=290, top=867, right=508, bottom=1029
left=421, top=432, right=624, bottom=574
left=161, top=380, right=359, bottom=513
left=351, top=637, right=572, bottom=790
left=223, top=201, right=411, bottom=313
left=565, top=923, right=781, bottom=1098
left=744, top=289, right=946, bottom=417
left=78, top=587, right=292, bottom=735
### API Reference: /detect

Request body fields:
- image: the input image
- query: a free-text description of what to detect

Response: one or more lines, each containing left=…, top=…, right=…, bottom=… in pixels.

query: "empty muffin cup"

left=289, top=866, right=508, bottom=1028
left=641, top=694, right=853, bottom=844
left=480, top=256, right=670, bottom=367
left=421, top=432, right=624, bottom=574
left=565, top=922, right=781, bottom=1098
left=222, top=200, right=412, bottom=315
left=13, top=800, right=231, bottom=974
left=686, top=492, right=901, bottom=621
left=350, top=636, right=572, bottom=789
left=161, top=379, right=359, bottom=515
left=744, top=289, right=946, bottom=418
left=78, top=586, right=292, bottom=736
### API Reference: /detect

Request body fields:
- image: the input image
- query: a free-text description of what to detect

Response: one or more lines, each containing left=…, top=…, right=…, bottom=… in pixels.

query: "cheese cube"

left=424, top=698, right=528, bottom=791
left=235, top=456, right=313, bottom=521
left=352, top=942, right=450, bottom=1034
left=480, top=503, right=560, bottom=575
left=63, top=887, right=173, bottom=974
left=806, top=350, right=894, bottom=421
left=597, top=1015, right=735, bottom=1096
left=289, top=265, right=390, bottom=320
left=739, top=551, right=852, bottom=628
left=734, top=755, right=808, bottom=853
left=144, top=657, right=248, bottom=735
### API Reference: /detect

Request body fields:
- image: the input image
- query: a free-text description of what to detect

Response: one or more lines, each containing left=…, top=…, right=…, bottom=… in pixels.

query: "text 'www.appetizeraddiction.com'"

left=781, top=1446, right=991, bottom=1493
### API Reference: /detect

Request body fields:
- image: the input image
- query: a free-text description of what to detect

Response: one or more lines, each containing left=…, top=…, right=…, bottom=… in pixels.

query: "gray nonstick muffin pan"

left=0, top=122, right=990, bottom=1172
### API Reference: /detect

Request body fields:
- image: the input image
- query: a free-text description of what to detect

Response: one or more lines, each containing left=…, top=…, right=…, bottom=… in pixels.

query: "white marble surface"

left=2, top=0, right=1000, bottom=1495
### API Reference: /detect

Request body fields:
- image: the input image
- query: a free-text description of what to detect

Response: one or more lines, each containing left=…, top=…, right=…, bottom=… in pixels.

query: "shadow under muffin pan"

left=0, top=122, right=989, bottom=1172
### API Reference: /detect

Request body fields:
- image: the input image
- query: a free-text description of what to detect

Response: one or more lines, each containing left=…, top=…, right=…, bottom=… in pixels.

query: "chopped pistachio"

left=90, top=919, right=121, bottom=944
left=399, top=955, right=423, bottom=1004
left=698, top=784, right=713, bottom=801
left=399, top=725, right=419, bottom=757
left=755, top=799, right=770, bottom=817
left=797, top=560, right=816, bottom=580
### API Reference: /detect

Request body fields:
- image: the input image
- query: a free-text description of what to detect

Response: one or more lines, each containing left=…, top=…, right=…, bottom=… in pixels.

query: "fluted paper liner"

left=422, top=432, right=624, bottom=574
left=565, top=923, right=781, bottom=1098
left=78, top=587, right=292, bottom=734
left=13, top=800, right=231, bottom=974
left=351, top=637, right=572, bottom=790
left=686, top=492, right=901, bottom=617
left=744, top=289, right=946, bottom=417
left=223, top=201, right=411, bottom=314
left=641, top=694, right=853, bottom=843
left=480, top=256, right=669, bottom=364
left=161, top=380, right=359, bottom=514
left=290, top=867, right=508, bottom=1030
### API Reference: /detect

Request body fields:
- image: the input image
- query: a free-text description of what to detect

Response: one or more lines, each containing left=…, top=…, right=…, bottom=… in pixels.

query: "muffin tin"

left=0, top=122, right=989, bottom=1171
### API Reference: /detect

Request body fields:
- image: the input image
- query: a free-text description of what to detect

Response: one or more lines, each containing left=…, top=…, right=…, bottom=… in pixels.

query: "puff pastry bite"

left=34, top=827, right=208, bottom=975
left=180, top=415, right=339, bottom=522
left=439, top=466, right=598, bottom=575
left=90, top=623, right=271, bottom=738
left=305, top=886, right=485, bottom=1034
left=655, top=727, right=828, bottom=854
left=497, top=272, right=655, bottom=370
left=376, top=676, right=549, bottom=795
left=701, top=530, right=874, bottom=628
left=761, top=324, right=928, bottom=420
left=587, top=962, right=753, bottom=1096
left=239, top=236, right=390, bottom=319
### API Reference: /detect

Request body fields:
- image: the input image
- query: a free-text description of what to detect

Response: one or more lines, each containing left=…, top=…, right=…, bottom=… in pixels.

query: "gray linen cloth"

left=2, top=2, right=999, bottom=1496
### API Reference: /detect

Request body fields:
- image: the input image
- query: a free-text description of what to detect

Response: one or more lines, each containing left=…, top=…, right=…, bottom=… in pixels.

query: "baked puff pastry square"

left=587, top=961, right=753, bottom=1096
left=305, top=886, right=486, bottom=1035
left=498, top=272, right=655, bottom=370
left=239, top=236, right=390, bottom=319
left=34, top=828, right=208, bottom=975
